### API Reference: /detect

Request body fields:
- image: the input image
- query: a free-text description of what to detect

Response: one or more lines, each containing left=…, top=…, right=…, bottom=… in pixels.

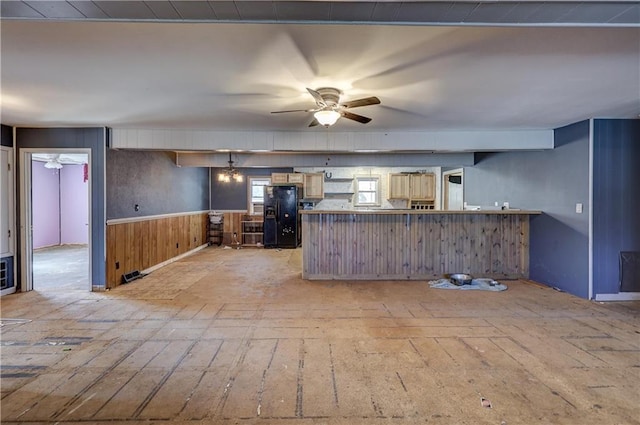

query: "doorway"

left=20, top=150, right=91, bottom=292
left=443, top=168, right=464, bottom=211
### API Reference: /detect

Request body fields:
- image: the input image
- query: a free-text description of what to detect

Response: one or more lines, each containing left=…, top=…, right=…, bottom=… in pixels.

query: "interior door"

left=443, top=169, right=464, bottom=211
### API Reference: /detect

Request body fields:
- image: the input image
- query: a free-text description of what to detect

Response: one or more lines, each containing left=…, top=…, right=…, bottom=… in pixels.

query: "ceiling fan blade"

left=341, top=96, right=381, bottom=109
left=271, top=109, right=312, bottom=114
left=342, top=111, right=372, bottom=124
left=306, top=88, right=326, bottom=108
left=308, top=118, right=320, bottom=127
left=58, top=154, right=88, bottom=164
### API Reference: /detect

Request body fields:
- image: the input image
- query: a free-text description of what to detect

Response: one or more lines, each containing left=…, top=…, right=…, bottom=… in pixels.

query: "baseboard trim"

left=594, top=292, right=640, bottom=301
left=142, top=243, right=209, bottom=275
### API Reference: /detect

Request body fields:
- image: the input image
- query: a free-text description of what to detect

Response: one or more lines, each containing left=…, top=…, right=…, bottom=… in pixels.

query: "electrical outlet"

left=576, top=203, right=583, bottom=214
left=503, top=202, right=509, bottom=209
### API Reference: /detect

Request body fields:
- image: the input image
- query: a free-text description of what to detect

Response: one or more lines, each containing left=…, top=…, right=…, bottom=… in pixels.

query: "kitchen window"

left=354, top=175, right=380, bottom=206
left=248, top=177, right=271, bottom=215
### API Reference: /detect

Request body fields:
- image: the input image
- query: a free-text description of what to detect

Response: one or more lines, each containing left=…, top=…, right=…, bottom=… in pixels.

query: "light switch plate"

left=576, top=203, right=583, bottom=214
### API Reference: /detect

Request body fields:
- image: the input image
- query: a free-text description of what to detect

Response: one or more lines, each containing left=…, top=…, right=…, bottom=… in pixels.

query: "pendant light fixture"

left=218, top=153, right=243, bottom=183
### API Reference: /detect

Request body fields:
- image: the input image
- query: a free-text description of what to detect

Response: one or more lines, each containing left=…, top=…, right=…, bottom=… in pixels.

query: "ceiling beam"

left=110, top=128, right=554, bottom=153
left=175, top=151, right=476, bottom=168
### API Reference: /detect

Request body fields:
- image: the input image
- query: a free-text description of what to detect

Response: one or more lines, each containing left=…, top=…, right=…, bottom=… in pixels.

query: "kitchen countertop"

left=299, top=209, right=542, bottom=215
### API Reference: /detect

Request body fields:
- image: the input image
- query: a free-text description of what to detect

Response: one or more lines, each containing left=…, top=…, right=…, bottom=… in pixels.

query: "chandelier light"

left=218, top=153, right=243, bottom=183
left=314, top=110, right=341, bottom=127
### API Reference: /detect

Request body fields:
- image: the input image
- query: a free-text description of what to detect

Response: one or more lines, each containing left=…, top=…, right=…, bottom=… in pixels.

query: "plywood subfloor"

left=1, top=247, right=639, bottom=424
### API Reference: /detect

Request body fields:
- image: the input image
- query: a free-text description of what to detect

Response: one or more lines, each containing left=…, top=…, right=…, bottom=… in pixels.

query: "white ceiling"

left=1, top=2, right=639, bottom=136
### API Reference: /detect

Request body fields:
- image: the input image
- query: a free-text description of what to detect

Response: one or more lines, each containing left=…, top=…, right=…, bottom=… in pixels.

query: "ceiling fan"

left=271, top=87, right=381, bottom=127
left=44, top=155, right=64, bottom=169
left=35, top=153, right=87, bottom=169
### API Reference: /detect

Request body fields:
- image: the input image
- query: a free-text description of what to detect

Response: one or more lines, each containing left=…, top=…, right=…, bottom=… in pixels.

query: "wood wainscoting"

left=301, top=210, right=540, bottom=280
left=106, top=212, right=208, bottom=288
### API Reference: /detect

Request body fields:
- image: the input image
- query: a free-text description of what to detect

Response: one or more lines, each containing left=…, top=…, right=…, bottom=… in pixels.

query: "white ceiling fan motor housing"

left=316, top=87, right=342, bottom=107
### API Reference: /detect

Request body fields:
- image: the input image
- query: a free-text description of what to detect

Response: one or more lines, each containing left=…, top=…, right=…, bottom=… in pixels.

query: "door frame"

left=19, top=148, right=92, bottom=292
left=442, top=168, right=464, bottom=211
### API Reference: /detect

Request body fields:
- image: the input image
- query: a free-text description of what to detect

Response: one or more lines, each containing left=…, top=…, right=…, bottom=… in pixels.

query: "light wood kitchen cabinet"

left=287, top=173, right=304, bottom=184
left=271, top=173, right=288, bottom=184
left=271, top=173, right=304, bottom=184
left=409, top=173, right=435, bottom=201
left=303, top=173, right=324, bottom=199
left=388, top=174, right=411, bottom=199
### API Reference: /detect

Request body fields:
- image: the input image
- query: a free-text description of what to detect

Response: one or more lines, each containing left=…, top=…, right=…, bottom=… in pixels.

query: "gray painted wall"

left=106, top=150, right=209, bottom=219
left=16, top=127, right=107, bottom=289
left=593, top=119, right=640, bottom=295
left=1, top=125, right=12, bottom=147
left=465, top=120, right=590, bottom=298
left=211, top=167, right=292, bottom=210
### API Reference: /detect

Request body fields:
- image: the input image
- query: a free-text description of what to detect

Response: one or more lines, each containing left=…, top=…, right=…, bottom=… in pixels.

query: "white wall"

left=113, top=128, right=553, bottom=152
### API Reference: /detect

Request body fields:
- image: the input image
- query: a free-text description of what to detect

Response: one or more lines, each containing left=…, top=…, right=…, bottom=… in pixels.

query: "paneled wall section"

left=111, top=128, right=553, bottom=152
left=302, top=212, right=531, bottom=280
left=106, top=212, right=208, bottom=288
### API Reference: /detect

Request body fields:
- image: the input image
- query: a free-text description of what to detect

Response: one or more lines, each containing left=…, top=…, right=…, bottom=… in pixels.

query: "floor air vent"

left=122, top=270, right=145, bottom=284
left=0, top=257, right=14, bottom=290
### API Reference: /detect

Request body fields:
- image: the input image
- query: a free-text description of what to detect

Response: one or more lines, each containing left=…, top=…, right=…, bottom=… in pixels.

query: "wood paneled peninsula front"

left=300, top=210, right=541, bottom=281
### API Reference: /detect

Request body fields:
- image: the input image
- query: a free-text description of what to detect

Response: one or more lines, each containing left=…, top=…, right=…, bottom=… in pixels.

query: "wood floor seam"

left=2, top=247, right=639, bottom=424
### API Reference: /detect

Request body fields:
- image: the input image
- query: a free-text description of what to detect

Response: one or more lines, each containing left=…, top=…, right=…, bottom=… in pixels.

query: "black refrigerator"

left=263, top=185, right=300, bottom=248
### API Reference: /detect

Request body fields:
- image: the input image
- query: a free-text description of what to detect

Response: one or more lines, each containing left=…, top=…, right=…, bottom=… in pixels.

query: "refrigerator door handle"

left=276, top=200, right=280, bottom=222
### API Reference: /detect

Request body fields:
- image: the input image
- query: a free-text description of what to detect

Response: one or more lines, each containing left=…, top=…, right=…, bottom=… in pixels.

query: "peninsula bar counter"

left=300, top=210, right=541, bottom=280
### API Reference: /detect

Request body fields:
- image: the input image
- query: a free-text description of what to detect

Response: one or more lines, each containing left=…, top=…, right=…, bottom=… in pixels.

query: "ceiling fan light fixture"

left=314, top=110, right=341, bottom=127
left=272, top=87, right=378, bottom=128
left=44, top=160, right=63, bottom=169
